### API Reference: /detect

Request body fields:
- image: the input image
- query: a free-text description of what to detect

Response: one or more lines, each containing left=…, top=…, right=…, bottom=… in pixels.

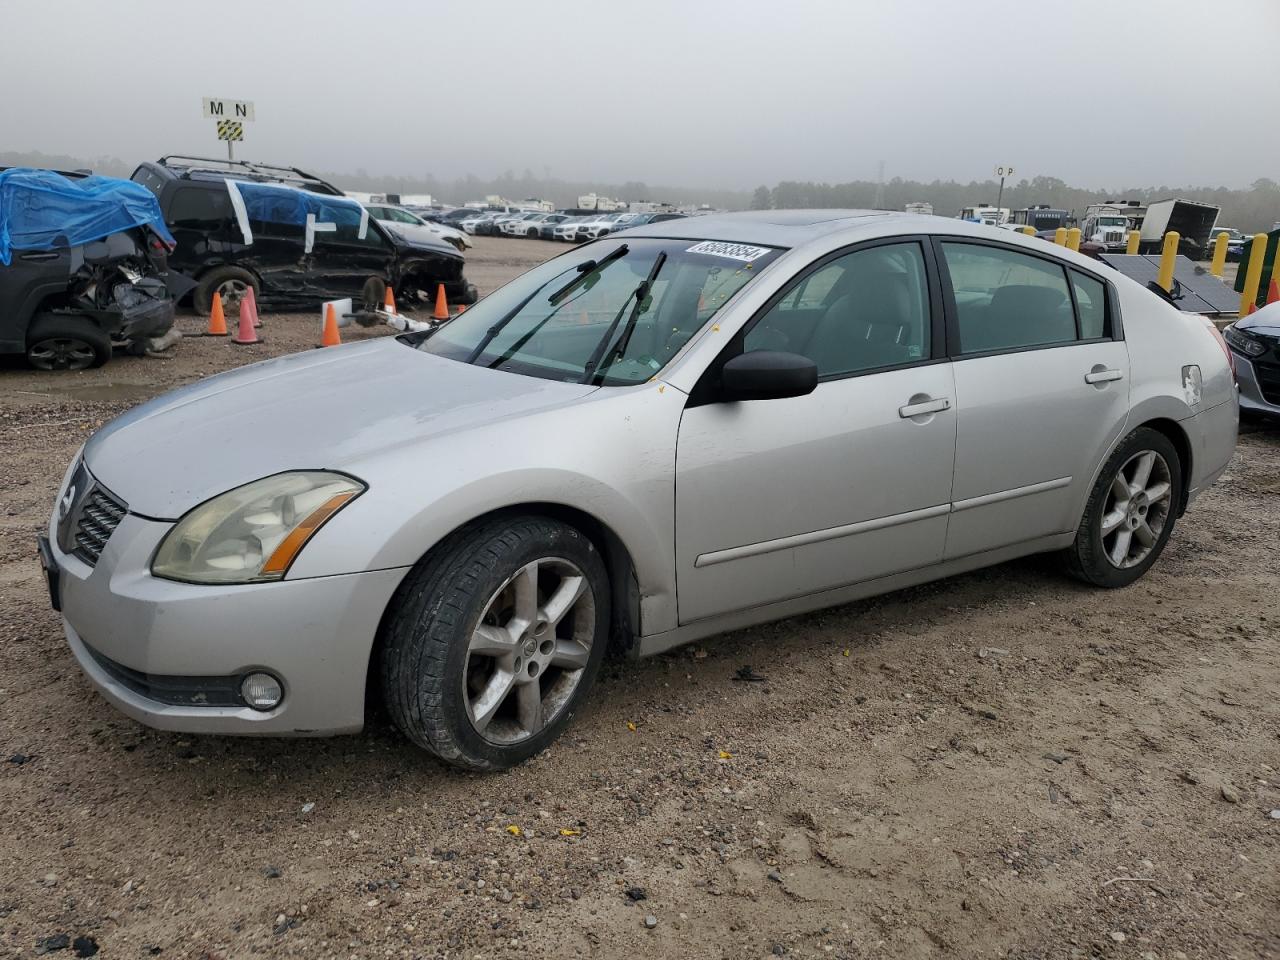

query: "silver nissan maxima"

left=40, top=211, right=1238, bottom=771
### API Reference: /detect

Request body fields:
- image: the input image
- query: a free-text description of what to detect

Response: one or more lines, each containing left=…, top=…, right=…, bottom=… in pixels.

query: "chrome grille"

left=75, top=487, right=126, bottom=564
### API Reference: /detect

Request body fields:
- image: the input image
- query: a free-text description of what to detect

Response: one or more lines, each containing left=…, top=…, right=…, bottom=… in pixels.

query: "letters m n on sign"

left=202, top=98, right=255, bottom=122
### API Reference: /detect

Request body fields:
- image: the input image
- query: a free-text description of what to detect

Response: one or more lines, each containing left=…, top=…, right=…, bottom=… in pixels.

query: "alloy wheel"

left=28, top=337, right=97, bottom=371
left=464, top=557, right=596, bottom=744
left=1100, top=450, right=1173, bottom=569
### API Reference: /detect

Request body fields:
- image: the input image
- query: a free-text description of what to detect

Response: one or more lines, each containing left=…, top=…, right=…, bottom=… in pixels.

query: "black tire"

left=25, top=314, right=111, bottom=371
left=194, top=266, right=259, bottom=316
left=379, top=516, right=610, bottom=771
left=1063, top=426, right=1183, bottom=588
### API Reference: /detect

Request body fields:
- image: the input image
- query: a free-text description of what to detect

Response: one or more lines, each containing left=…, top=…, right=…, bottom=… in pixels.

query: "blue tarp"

left=230, top=180, right=366, bottom=231
left=0, top=167, right=174, bottom=266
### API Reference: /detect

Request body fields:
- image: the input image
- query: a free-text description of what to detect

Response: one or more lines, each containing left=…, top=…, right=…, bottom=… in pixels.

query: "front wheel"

left=1064, top=427, right=1182, bottom=588
left=380, top=516, right=610, bottom=771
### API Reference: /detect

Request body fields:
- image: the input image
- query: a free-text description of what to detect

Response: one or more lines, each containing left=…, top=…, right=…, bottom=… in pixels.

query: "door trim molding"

left=693, top=502, right=951, bottom=568
left=950, top=475, right=1072, bottom=513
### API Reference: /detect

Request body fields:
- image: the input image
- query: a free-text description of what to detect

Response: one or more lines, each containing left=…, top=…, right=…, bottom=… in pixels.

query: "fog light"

left=241, top=672, right=283, bottom=711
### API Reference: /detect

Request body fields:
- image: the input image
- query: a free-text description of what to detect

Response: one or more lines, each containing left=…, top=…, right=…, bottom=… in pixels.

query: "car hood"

left=83, top=338, right=597, bottom=518
left=1236, top=301, right=1280, bottom=336
left=382, top=222, right=461, bottom=257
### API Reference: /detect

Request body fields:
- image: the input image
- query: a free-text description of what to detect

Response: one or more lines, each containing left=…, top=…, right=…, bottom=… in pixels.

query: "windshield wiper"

left=547, top=244, right=628, bottom=305
left=581, top=251, right=667, bottom=385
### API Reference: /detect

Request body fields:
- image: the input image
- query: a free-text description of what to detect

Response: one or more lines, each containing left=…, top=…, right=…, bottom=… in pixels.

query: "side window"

left=745, top=242, right=931, bottom=377
left=1071, top=270, right=1109, bottom=339
left=940, top=243, right=1075, bottom=354
left=167, top=187, right=231, bottom=230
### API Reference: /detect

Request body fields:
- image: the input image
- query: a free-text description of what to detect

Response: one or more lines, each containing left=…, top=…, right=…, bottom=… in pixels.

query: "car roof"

left=621, top=209, right=894, bottom=246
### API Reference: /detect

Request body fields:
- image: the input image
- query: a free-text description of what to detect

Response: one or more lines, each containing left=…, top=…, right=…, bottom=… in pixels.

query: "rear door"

left=309, top=218, right=396, bottom=300
left=675, top=238, right=957, bottom=623
left=935, top=238, right=1130, bottom=559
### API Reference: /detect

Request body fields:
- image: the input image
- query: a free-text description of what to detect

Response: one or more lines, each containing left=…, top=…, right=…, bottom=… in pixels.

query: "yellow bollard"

left=1053, top=227, right=1067, bottom=246
left=1210, top=231, right=1229, bottom=277
left=1240, top=233, right=1268, bottom=315
left=1126, top=230, right=1140, bottom=255
left=1066, top=227, right=1081, bottom=252
left=1022, top=225, right=1036, bottom=236
left=1157, top=232, right=1179, bottom=292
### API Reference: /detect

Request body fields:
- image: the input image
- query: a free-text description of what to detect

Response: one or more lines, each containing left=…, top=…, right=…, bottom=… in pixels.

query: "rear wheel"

left=25, top=314, right=111, bottom=371
left=380, top=516, right=610, bottom=771
left=1064, top=427, right=1182, bottom=588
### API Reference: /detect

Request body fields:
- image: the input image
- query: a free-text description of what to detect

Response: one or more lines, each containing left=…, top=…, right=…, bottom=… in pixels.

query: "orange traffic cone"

left=231, top=296, right=262, bottom=345
left=1266, top=279, right=1280, bottom=306
left=321, top=303, right=342, bottom=347
left=245, top=285, right=263, bottom=328
left=433, top=283, right=450, bottom=320
left=1244, top=301, right=1258, bottom=316
left=206, top=294, right=228, bottom=336
left=384, top=287, right=397, bottom=315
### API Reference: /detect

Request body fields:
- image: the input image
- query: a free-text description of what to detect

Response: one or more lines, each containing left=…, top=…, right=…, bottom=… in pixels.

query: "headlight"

left=1224, top=324, right=1266, bottom=358
left=151, top=471, right=365, bottom=584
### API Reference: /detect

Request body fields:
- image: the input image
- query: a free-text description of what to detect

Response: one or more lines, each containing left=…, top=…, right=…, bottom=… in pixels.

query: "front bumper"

left=47, top=504, right=408, bottom=736
left=1233, top=354, right=1280, bottom=416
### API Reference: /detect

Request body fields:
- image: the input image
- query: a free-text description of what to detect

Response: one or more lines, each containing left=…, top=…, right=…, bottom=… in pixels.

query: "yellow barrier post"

left=1053, top=227, right=1067, bottom=246
left=1240, top=233, right=1268, bottom=315
left=1022, top=225, right=1036, bottom=236
left=1210, top=231, right=1229, bottom=277
left=1157, top=232, right=1180, bottom=292
left=1126, top=230, right=1140, bottom=255
left=1066, top=227, right=1082, bottom=252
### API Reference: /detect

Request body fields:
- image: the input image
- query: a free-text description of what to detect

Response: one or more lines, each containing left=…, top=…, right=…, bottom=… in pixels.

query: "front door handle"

left=1084, top=368, right=1124, bottom=385
left=19, top=252, right=59, bottom=262
left=898, top=397, right=951, bottom=418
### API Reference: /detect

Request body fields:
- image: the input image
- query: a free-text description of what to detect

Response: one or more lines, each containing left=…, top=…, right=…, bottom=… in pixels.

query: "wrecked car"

left=131, top=157, right=477, bottom=313
left=0, top=167, right=183, bottom=371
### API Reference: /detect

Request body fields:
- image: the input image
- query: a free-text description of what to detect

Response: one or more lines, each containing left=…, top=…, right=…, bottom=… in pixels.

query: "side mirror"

left=719, top=350, right=818, bottom=402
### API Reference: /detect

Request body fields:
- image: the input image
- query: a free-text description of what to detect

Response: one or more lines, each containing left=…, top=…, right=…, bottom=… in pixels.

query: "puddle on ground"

left=14, top=382, right=163, bottom=403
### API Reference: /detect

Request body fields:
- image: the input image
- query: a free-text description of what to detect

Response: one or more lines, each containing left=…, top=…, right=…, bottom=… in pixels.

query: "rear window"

left=131, top=167, right=167, bottom=197
left=168, top=187, right=232, bottom=230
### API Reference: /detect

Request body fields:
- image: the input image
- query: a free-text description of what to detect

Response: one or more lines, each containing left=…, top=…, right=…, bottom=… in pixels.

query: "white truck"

left=958, top=205, right=1009, bottom=226
left=905, top=201, right=933, bottom=216
left=1080, top=202, right=1141, bottom=252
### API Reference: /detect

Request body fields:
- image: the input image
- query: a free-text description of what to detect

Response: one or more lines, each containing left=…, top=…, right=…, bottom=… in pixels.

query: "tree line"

left=4, top=149, right=1278, bottom=231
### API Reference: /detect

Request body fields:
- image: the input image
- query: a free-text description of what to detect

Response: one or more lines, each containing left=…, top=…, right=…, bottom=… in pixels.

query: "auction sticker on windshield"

left=686, top=241, right=771, bottom=262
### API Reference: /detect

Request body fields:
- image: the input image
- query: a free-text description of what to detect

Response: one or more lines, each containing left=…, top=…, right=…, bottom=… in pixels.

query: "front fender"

left=285, top=383, right=687, bottom=633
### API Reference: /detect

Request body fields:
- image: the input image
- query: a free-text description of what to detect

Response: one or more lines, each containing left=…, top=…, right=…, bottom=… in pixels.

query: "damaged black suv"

left=0, top=167, right=181, bottom=371
left=132, top=157, right=477, bottom=313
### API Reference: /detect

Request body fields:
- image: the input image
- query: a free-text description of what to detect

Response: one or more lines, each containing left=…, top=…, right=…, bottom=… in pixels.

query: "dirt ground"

left=1, top=235, right=1277, bottom=960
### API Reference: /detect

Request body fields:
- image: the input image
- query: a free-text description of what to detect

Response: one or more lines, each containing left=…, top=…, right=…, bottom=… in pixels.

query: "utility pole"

left=993, top=164, right=1014, bottom=223
left=873, top=159, right=885, bottom=210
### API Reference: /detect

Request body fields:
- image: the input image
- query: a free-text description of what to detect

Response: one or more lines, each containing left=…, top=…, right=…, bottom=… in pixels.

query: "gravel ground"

left=1, top=235, right=1277, bottom=960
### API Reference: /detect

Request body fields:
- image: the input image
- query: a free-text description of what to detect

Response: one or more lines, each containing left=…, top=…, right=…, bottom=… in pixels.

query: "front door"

left=675, top=239, right=957, bottom=624
left=934, top=239, right=1131, bottom=559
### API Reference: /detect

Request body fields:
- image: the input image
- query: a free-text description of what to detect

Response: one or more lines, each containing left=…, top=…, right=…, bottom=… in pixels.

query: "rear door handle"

left=898, top=397, right=951, bottom=418
left=19, top=252, right=59, bottom=262
left=1084, top=368, right=1124, bottom=384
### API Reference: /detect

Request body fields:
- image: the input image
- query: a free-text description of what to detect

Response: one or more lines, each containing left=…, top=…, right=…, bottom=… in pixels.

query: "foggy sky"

left=5, top=0, right=1278, bottom=192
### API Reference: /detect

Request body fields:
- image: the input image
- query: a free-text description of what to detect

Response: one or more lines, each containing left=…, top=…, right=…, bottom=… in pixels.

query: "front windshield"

left=419, top=237, right=782, bottom=385
left=1098, top=217, right=1127, bottom=226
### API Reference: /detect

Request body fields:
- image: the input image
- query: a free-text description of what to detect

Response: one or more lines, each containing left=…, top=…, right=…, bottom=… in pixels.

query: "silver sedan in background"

left=41, top=211, right=1238, bottom=771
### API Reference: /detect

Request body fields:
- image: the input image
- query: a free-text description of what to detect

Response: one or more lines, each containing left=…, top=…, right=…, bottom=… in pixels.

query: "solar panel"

left=1098, top=254, right=1238, bottom=315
